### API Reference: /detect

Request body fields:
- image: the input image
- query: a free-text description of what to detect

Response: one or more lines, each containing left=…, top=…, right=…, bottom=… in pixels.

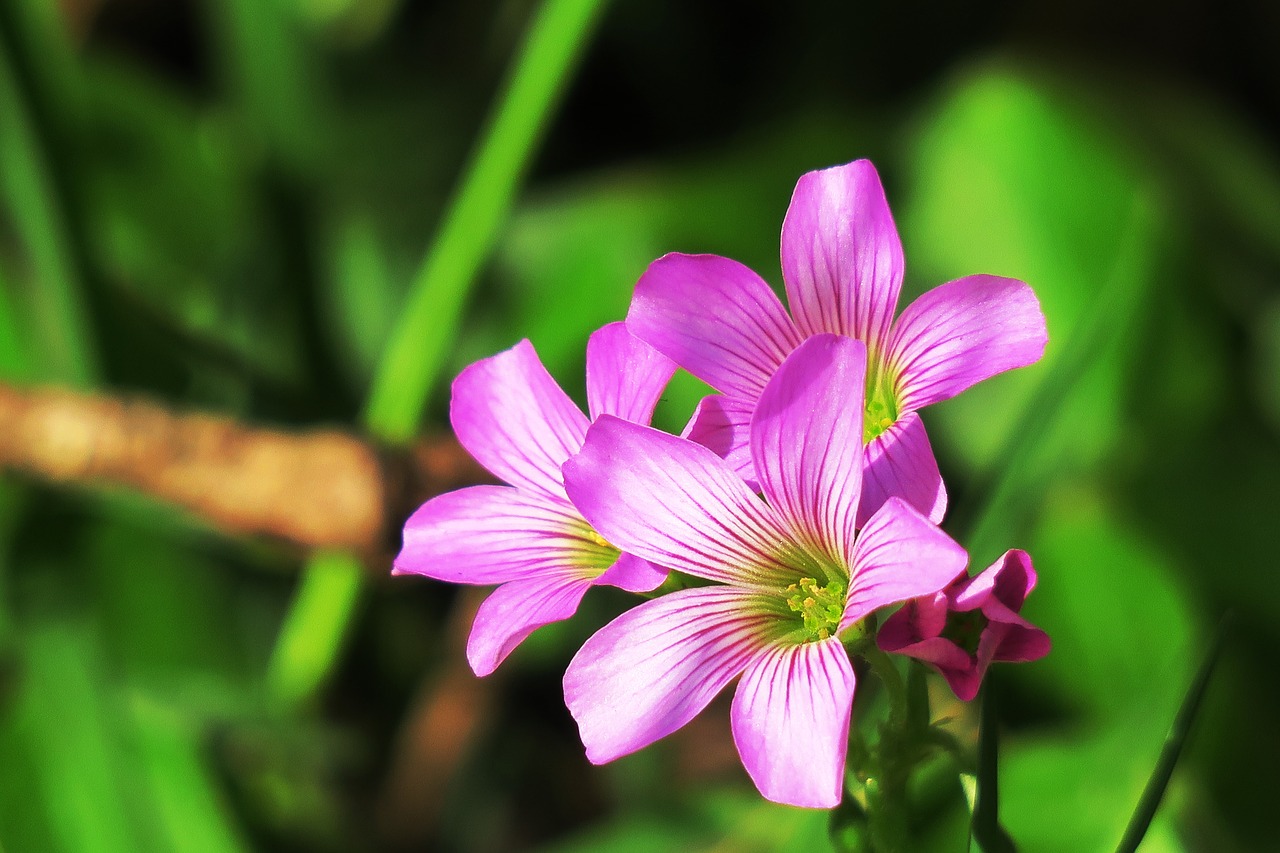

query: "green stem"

left=863, top=647, right=908, bottom=731
left=265, top=0, right=611, bottom=708
left=864, top=779, right=907, bottom=853
left=860, top=649, right=912, bottom=852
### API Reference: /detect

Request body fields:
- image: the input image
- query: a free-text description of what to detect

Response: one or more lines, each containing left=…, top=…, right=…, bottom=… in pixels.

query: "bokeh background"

left=0, top=1, right=1277, bottom=850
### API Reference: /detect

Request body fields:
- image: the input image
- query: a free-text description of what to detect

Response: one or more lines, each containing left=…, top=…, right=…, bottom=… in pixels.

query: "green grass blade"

left=265, top=549, right=365, bottom=708
left=363, top=0, right=611, bottom=444
left=1113, top=613, right=1231, bottom=853
left=0, top=9, right=98, bottom=385
left=0, top=263, right=32, bottom=380
left=268, top=0, right=611, bottom=707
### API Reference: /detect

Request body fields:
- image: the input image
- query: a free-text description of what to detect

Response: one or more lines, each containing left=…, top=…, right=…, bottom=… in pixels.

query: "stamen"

left=863, top=371, right=900, bottom=442
left=784, top=577, right=846, bottom=642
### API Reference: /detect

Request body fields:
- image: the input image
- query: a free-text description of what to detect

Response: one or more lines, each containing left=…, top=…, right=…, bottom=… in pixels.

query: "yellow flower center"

left=784, top=577, right=846, bottom=642
left=863, top=368, right=899, bottom=443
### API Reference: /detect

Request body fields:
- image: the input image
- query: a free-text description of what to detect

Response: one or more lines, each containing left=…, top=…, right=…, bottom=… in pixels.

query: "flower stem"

left=859, top=648, right=912, bottom=851
left=863, top=647, right=908, bottom=730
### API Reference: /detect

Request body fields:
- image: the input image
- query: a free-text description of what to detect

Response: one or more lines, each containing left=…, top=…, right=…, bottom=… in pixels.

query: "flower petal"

left=681, top=394, right=758, bottom=489
left=564, top=416, right=795, bottom=587
left=564, top=586, right=774, bottom=763
left=888, top=275, right=1048, bottom=412
left=466, top=575, right=592, bottom=676
left=952, top=550, right=1036, bottom=623
left=451, top=339, right=589, bottom=501
left=585, top=321, right=676, bottom=424
left=730, top=638, right=855, bottom=808
left=992, top=624, right=1052, bottom=664
left=780, top=160, right=905, bottom=354
left=394, top=486, right=605, bottom=585
left=843, top=497, right=968, bottom=629
left=876, top=591, right=951, bottom=649
left=859, top=413, right=947, bottom=527
left=751, top=335, right=866, bottom=565
left=595, top=551, right=668, bottom=594
left=888, top=637, right=975, bottom=686
left=627, top=253, right=804, bottom=400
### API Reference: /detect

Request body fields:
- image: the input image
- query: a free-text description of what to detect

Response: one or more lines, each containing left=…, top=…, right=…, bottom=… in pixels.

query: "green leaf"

left=903, top=62, right=1168, bottom=505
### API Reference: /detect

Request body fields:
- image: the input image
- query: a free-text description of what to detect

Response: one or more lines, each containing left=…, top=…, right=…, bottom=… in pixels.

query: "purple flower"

left=393, top=323, right=674, bottom=676
left=877, top=549, right=1051, bottom=701
left=560, top=335, right=967, bottom=808
left=627, top=159, right=1047, bottom=526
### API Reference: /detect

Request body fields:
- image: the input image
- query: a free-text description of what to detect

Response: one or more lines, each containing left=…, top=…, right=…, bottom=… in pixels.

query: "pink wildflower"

left=393, top=323, right=673, bottom=676
left=877, top=549, right=1051, bottom=701
left=560, top=335, right=966, bottom=808
left=626, top=159, right=1047, bottom=526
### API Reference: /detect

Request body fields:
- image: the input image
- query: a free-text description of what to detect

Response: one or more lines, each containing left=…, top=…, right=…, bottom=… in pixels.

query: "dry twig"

left=0, top=382, right=487, bottom=554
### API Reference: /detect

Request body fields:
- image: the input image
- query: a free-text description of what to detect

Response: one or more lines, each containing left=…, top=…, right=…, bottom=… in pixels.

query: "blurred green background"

left=0, top=0, right=1277, bottom=850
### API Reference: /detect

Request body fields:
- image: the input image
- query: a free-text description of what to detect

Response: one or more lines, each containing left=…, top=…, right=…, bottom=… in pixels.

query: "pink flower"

left=560, top=335, right=967, bottom=808
left=626, top=159, right=1047, bottom=526
left=393, top=323, right=673, bottom=676
left=877, top=549, right=1051, bottom=701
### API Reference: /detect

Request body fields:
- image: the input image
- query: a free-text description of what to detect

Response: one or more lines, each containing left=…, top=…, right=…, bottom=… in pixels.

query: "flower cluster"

left=395, top=160, right=1051, bottom=809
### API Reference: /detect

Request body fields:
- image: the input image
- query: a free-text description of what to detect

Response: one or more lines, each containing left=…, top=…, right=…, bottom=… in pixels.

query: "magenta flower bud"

left=877, top=549, right=1051, bottom=701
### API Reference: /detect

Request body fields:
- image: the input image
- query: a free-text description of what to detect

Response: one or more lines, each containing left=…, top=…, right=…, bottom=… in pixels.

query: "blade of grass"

left=265, top=549, right=365, bottom=707
left=266, top=0, right=611, bottom=708
left=1113, top=613, right=1231, bottom=853
left=129, top=692, right=251, bottom=853
left=209, top=0, right=326, bottom=174
left=0, top=263, right=32, bottom=381
left=0, top=9, right=98, bottom=386
left=4, top=623, right=143, bottom=852
left=363, top=0, right=610, bottom=443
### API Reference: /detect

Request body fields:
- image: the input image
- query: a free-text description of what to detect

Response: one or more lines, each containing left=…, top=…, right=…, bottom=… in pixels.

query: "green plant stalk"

left=860, top=649, right=913, bottom=852
left=266, top=0, right=611, bottom=708
left=970, top=682, right=1016, bottom=853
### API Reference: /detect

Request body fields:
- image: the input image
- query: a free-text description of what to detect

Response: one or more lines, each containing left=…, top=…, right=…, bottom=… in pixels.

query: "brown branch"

left=0, top=382, right=488, bottom=553
left=374, top=587, right=499, bottom=846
